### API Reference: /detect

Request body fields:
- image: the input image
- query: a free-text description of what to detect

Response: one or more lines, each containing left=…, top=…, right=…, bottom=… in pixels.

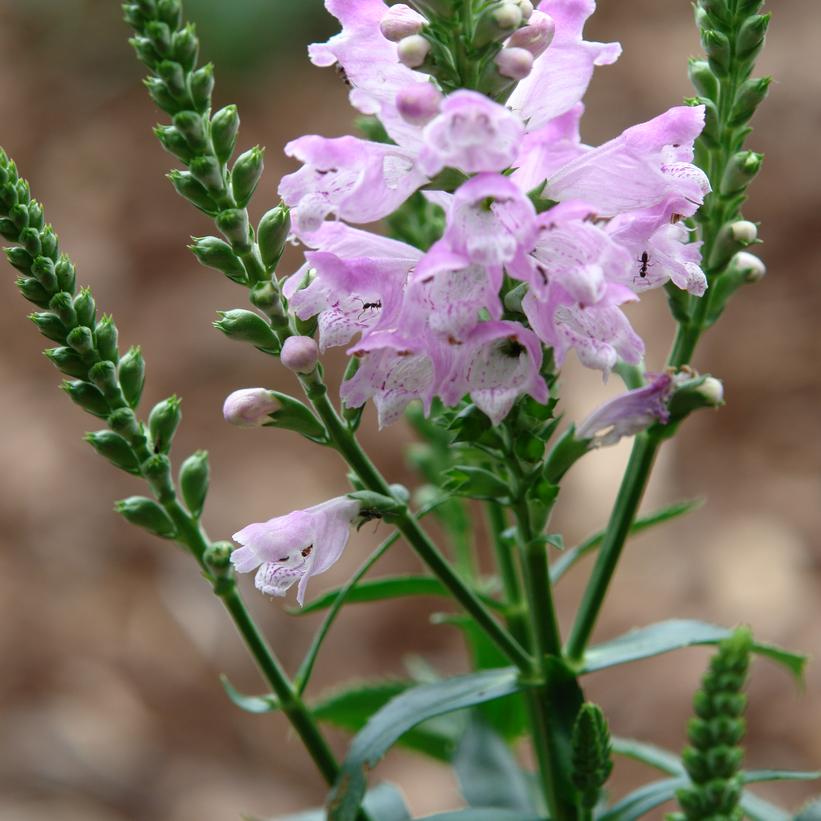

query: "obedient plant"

left=1, top=0, right=818, bottom=818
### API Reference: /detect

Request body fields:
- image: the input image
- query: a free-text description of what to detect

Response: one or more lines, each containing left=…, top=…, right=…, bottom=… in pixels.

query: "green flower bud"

left=720, top=150, right=763, bottom=196
left=55, top=255, right=76, bottom=292
left=179, top=450, right=209, bottom=518
left=189, top=236, right=246, bottom=283
left=231, top=146, right=264, bottom=208
left=0, top=217, right=18, bottom=241
left=172, top=110, right=208, bottom=152
left=143, top=76, right=177, bottom=114
left=736, top=13, right=770, bottom=61
left=474, top=2, right=522, bottom=48
left=39, top=225, right=58, bottom=259
left=118, top=345, right=145, bottom=409
left=108, top=406, right=142, bottom=441
left=129, top=35, right=158, bottom=66
left=9, top=203, right=30, bottom=231
left=211, top=105, right=240, bottom=165
left=571, top=703, right=614, bottom=810
left=397, top=34, right=431, bottom=69
left=115, top=495, right=177, bottom=538
left=16, top=276, right=50, bottom=307
left=0, top=181, right=18, bottom=208
left=141, top=453, right=175, bottom=500
left=698, top=0, right=731, bottom=28
left=85, top=430, right=141, bottom=474
left=172, top=24, right=199, bottom=72
left=4, top=246, right=32, bottom=274
left=66, top=325, right=95, bottom=356
left=203, top=540, right=234, bottom=576
left=73, top=287, right=96, bottom=327
left=31, top=256, right=58, bottom=291
left=248, top=281, right=286, bottom=319
left=215, top=208, right=251, bottom=251
left=29, top=311, right=66, bottom=343
left=148, top=395, right=182, bottom=453
left=167, top=170, right=218, bottom=215
left=135, top=0, right=157, bottom=18
left=61, top=379, right=110, bottom=418
left=154, top=125, right=194, bottom=163
left=190, top=63, right=214, bottom=112
left=49, top=291, right=77, bottom=327
left=89, top=361, right=121, bottom=401
left=729, top=76, right=771, bottom=126
left=44, top=346, right=88, bottom=379
left=157, top=0, right=182, bottom=28
left=213, top=309, right=278, bottom=351
left=95, top=315, right=119, bottom=362
left=145, top=20, right=172, bottom=56
left=189, top=155, right=225, bottom=193
left=157, top=60, right=187, bottom=99
left=701, top=29, right=731, bottom=77
left=27, top=200, right=44, bottom=230
left=19, top=226, right=41, bottom=257
left=257, top=205, right=290, bottom=270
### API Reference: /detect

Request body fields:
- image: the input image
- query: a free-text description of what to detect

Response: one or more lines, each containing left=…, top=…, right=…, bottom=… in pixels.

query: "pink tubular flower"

left=442, top=321, right=549, bottom=425
left=418, top=90, right=525, bottom=176
left=278, top=135, right=426, bottom=236
left=444, top=173, right=538, bottom=266
left=231, top=497, right=360, bottom=605
left=576, top=373, right=674, bottom=446
left=544, top=106, right=711, bottom=217
left=507, top=10, right=555, bottom=58
left=223, top=388, right=279, bottom=427
left=508, top=0, right=621, bottom=130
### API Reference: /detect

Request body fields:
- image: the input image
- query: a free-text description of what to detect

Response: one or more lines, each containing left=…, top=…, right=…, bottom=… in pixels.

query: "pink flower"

left=231, top=497, right=360, bottom=605
left=278, top=135, right=426, bottom=236
left=508, top=0, right=621, bottom=131
left=544, top=106, right=711, bottom=217
left=223, top=388, right=279, bottom=428
left=576, top=373, right=675, bottom=446
left=418, top=90, right=525, bottom=176
left=441, top=321, right=549, bottom=425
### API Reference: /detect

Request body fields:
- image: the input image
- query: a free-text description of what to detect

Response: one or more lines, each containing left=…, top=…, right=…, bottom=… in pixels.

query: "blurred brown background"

left=0, top=1, right=819, bottom=818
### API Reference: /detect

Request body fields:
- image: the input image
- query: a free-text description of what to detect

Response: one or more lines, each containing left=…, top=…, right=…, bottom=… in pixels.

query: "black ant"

left=636, top=251, right=652, bottom=280
left=352, top=296, right=382, bottom=320
left=336, top=64, right=351, bottom=87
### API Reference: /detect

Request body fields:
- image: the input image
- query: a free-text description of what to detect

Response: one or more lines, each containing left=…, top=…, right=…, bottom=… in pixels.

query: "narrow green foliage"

left=670, top=628, right=753, bottom=820
left=571, top=703, right=614, bottom=811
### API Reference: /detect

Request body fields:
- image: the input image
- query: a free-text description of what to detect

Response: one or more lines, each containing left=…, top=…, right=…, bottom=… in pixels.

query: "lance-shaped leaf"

left=416, top=812, right=546, bottom=821
left=442, top=466, right=510, bottom=502
left=264, top=782, right=410, bottom=821
left=294, top=576, right=452, bottom=615
left=579, top=620, right=806, bottom=680
left=220, top=674, right=279, bottom=714
left=327, top=668, right=523, bottom=821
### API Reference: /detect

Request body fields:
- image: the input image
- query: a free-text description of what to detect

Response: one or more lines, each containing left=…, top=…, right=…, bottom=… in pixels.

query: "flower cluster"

left=277, top=0, right=710, bottom=428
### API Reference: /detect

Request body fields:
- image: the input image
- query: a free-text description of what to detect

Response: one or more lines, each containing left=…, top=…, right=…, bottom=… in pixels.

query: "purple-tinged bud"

left=729, top=250, right=766, bottom=282
left=281, top=335, right=319, bottom=374
left=380, top=4, right=425, bottom=42
left=495, top=47, right=534, bottom=80
left=507, top=11, right=555, bottom=57
left=397, top=34, right=431, bottom=68
left=730, top=220, right=758, bottom=244
left=396, top=83, right=443, bottom=125
left=223, top=388, right=279, bottom=428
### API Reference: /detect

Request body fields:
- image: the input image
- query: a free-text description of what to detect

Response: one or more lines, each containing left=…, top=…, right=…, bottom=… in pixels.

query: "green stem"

left=302, top=375, right=532, bottom=674
left=485, top=502, right=528, bottom=645
left=565, top=433, right=658, bottom=661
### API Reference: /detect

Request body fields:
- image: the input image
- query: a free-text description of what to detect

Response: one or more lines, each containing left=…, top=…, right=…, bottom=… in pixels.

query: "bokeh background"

left=0, top=1, right=819, bottom=818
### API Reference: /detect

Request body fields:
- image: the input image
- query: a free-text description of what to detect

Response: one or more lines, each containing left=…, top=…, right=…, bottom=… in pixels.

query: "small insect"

left=352, top=296, right=382, bottom=320
left=637, top=251, right=651, bottom=279
left=336, top=64, right=351, bottom=87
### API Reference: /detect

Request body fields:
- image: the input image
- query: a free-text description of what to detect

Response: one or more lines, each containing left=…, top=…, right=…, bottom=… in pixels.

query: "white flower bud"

left=397, top=34, right=431, bottom=68
left=730, top=219, right=758, bottom=244
left=380, top=4, right=426, bottom=43
left=696, top=377, right=724, bottom=407
left=495, top=46, right=534, bottom=80
left=507, top=11, right=555, bottom=57
left=281, top=335, right=319, bottom=374
left=223, top=388, right=279, bottom=427
left=396, top=82, right=443, bottom=125
left=517, top=0, right=534, bottom=20
left=492, top=3, right=523, bottom=31
left=731, top=250, right=766, bottom=282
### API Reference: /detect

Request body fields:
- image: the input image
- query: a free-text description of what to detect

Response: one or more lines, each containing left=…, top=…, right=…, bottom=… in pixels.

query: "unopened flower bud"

left=167, top=170, right=218, bottom=215
left=730, top=250, right=766, bottom=282
left=66, top=325, right=95, bottom=356
left=115, top=496, right=176, bottom=539
left=118, top=345, right=146, bottom=409
left=95, top=315, right=119, bottom=362
left=517, top=0, right=534, bottom=20
left=508, top=11, right=555, bottom=57
left=179, top=450, right=210, bottom=518
left=189, top=155, right=224, bottom=193
left=223, top=387, right=279, bottom=427
left=211, top=105, right=240, bottom=165
left=281, top=335, right=319, bottom=374
left=216, top=208, right=251, bottom=252
left=396, top=83, right=443, bottom=125
left=214, top=308, right=278, bottom=350
left=380, top=4, right=425, bottom=42
left=697, top=376, right=724, bottom=406
left=189, top=236, right=246, bottom=283
left=231, top=146, right=264, bottom=208
left=204, top=540, right=233, bottom=571
left=495, top=46, right=534, bottom=80
left=493, top=3, right=523, bottom=31
left=397, top=34, right=431, bottom=68
left=190, top=63, right=215, bottom=112
left=61, top=379, right=109, bottom=418
left=85, top=430, right=141, bottom=475
left=148, top=395, right=182, bottom=454
left=258, top=205, right=290, bottom=271
left=73, top=287, right=96, bottom=327
left=720, top=150, right=762, bottom=196
left=730, top=220, right=757, bottom=244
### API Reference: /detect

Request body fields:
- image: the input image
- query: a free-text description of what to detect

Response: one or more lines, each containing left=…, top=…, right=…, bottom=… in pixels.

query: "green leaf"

left=219, top=674, right=279, bottom=714
left=327, top=668, right=523, bottom=821
left=611, top=736, right=685, bottom=776
left=262, top=391, right=328, bottom=443
left=744, top=770, right=821, bottom=783
left=442, top=466, right=510, bottom=502
left=598, top=776, right=687, bottom=820
left=740, top=793, right=792, bottom=821
left=417, top=812, right=546, bottom=821
left=294, top=576, right=452, bottom=615
left=580, top=620, right=806, bottom=680
left=263, top=782, right=410, bottom=821
left=454, top=717, right=536, bottom=811
left=312, top=681, right=464, bottom=762
left=550, top=499, right=703, bottom=583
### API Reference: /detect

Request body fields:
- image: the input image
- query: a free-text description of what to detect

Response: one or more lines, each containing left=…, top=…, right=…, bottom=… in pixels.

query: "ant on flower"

left=634, top=250, right=654, bottom=285
left=351, top=296, right=382, bottom=320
